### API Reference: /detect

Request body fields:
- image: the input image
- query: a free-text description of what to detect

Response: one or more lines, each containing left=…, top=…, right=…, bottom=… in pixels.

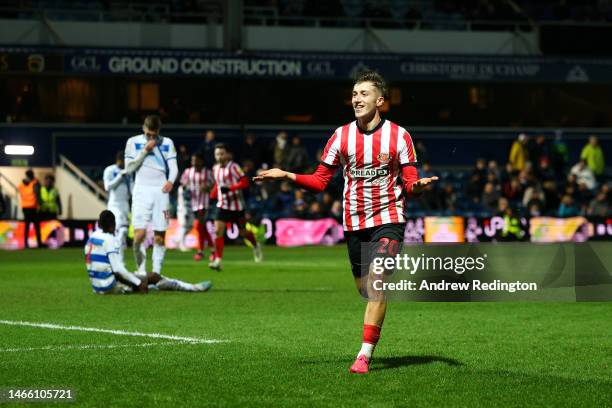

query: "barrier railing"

left=58, top=155, right=108, bottom=202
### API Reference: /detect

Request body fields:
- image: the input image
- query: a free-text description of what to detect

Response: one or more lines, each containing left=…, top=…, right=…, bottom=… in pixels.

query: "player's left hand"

left=220, top=186, right=230, bottom=193
left=162, top=181, right=173, bottom=193
left=412, top=176, right=439, bottom=194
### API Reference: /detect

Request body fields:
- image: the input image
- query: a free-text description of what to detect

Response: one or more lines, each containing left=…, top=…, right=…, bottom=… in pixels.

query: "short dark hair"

left=98, top=210, right=116, bottom=233
left=214, top=143, right=230, bottom=152
left=143, top=115, right=161, bottom=131
left=25, top=169, right=34, bottom=179
left=44, top=174, right=55, bottom=182
left=192, top=151, right=204, bottom=162
left=115, top=150, right=124, bottom=162
left=353, top=70, right=388, bottom=99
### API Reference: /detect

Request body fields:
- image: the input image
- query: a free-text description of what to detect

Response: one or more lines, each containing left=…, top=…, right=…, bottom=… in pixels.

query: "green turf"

left=0, top=245, right=611, bottom=407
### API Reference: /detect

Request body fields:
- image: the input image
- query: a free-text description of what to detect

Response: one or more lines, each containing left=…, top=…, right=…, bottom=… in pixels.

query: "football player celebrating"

left=254, top=71, right=437, bottom=374
left=209, top=143, right=262, bottom=270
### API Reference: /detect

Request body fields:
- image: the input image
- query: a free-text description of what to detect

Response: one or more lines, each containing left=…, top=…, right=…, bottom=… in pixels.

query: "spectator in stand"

left=522, top=184, right=545, bottom=211
left=503, top=177, right=522, bottom=203
left=466, top=173, right=484, bottom=203
left=580, top=136, right=605, bottom=181
left=587, top=191, right=610, bottom=216
left=319, top=192, right=334, bottom=216
left=198, top=130, right=216, bottom=167
left=575, top=182, right=594, bottom=210
left=39, top=174, right=62, bottom=221
left=528, top=135, right=548, bottom=171
left=570, top=159, right=596, bottom=190
left=472, top=158, right=487, bottom=180
left=418, top=183, right=441, bottom=211
left=500, top=161, right=516, bottom=185
left=285, top=135, right=309, bottom=173
left=439, top=182, right=457, bottom=214
left=274, top=181, right=295, bottom=217
left=414, top=140, right=429, bottom=164
left=270, top=130, right=289, bottom=168
left=509, top=133, right=529, bottom=171
left=496, top=197, right=509, bottom=216
left=558, top=195, right=579, bottom=218
left=330, top=200, right=343, bottom=223
left=292, top=189, right=308, bottom=218
left=176, top=144, right=191, bottom=179
left=18, top=169, right=42, bottom=248
left=551, top=131, right=569, bottom=180
left=306, top=201, right=325, bottom=220
left=421, top=162, right=437, bottom=179
left=537, top=157, right=556, bottom=181
left=481, top=182, right=500, bottom=212
left=240, top=133, right=265, bottom=168
left=542, top=180, right=560, bottom=215
left=528, top=202, right=542, bottom=217
left=487, top=160, right=501, bottom=181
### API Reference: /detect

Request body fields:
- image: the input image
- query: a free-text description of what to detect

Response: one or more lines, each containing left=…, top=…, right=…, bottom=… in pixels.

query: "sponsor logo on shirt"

left=349, top=168, right=389, bottom=178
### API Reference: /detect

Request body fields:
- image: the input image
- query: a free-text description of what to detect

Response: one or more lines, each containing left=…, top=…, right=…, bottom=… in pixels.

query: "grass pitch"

left=0, top=245, right=611, bottom=407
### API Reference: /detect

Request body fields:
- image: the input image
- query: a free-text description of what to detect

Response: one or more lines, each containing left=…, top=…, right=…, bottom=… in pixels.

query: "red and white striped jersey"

left=180, top=166, right=213, bottom=212
left=213, top=160, right=246, bottom=211
left=320, top=119, right=417, bottom=231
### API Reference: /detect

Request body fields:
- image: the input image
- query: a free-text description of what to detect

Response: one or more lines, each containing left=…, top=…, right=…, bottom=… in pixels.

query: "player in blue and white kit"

left=85, top=210, right=212, bottom=294
left=103, top=150, right=133, bottom=264
left=123, top=115, right=178, bottom=274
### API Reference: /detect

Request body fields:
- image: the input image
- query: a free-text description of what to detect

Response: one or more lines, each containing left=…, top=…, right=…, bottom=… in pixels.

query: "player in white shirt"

left=123, top=115, right=178, bottom=275
left=103, top=150, right=133, bottom=264
left=85, top=210, right=212, bottom=294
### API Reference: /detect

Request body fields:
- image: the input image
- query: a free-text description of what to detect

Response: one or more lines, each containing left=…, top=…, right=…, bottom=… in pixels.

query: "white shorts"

left=108, top=203, right=129, bottom=229
left=132, top=185, right=170, bottom=231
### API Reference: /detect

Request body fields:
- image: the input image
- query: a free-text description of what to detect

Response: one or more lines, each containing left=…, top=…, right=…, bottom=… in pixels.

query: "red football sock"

left=363, top=324, right=381, bottom=345
left=215, top=236, right=224, bottom=259
left=196, top=220, right=206, bottom=251
left=245, top=230, right=257, bottom=247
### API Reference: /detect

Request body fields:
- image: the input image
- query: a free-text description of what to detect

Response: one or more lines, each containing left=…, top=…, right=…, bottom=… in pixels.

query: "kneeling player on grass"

left=85, top=210, right=212, bottom=294
left=208, top=143, right=262, bottom=270
left=254, top=71, right=437, bottom=374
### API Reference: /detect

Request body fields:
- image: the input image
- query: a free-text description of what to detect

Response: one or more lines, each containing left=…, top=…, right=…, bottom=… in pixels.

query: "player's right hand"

left=144, top=139, right=157, bottom=152
left=253, top=168, right=289, bottom=182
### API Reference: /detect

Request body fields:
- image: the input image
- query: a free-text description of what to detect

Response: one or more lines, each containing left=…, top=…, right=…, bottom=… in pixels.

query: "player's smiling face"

left=352, top=81, right=384, bottom=121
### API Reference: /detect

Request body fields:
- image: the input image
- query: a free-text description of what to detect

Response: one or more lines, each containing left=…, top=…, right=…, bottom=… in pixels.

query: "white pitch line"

left=0, top=320, right=226, bottom=344
left=0, top=342, right=193, bottom=353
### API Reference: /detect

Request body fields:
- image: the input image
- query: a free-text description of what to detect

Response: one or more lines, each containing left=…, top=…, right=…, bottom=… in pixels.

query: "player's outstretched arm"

left=254, top=164, right=336, bottom=193
left=401, top=164, right=438, bottom=196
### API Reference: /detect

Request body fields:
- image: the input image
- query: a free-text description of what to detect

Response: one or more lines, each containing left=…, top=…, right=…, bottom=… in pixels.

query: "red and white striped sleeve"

left=397, top=128, right=418, bottom=166
left=320, top=128, right=342, bottom=167
left=231, top=162, right=245, bottom=179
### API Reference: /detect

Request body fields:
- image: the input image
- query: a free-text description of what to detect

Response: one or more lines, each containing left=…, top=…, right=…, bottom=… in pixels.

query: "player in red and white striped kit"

left=209, top=143, right=262, bottom=270
left=180, top=152, right=214, bottom=261
left=255, top=71, right=438, bottom=374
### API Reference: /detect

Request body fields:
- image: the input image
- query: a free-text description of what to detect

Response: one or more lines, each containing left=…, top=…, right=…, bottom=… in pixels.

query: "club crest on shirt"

left=377, top=153, right=391, bottom=163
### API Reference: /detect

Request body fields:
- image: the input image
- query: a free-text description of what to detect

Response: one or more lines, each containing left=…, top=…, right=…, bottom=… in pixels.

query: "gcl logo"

left=306, top=61, right=334, bottom=76
left=70, top=56, right=101, bottom=72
